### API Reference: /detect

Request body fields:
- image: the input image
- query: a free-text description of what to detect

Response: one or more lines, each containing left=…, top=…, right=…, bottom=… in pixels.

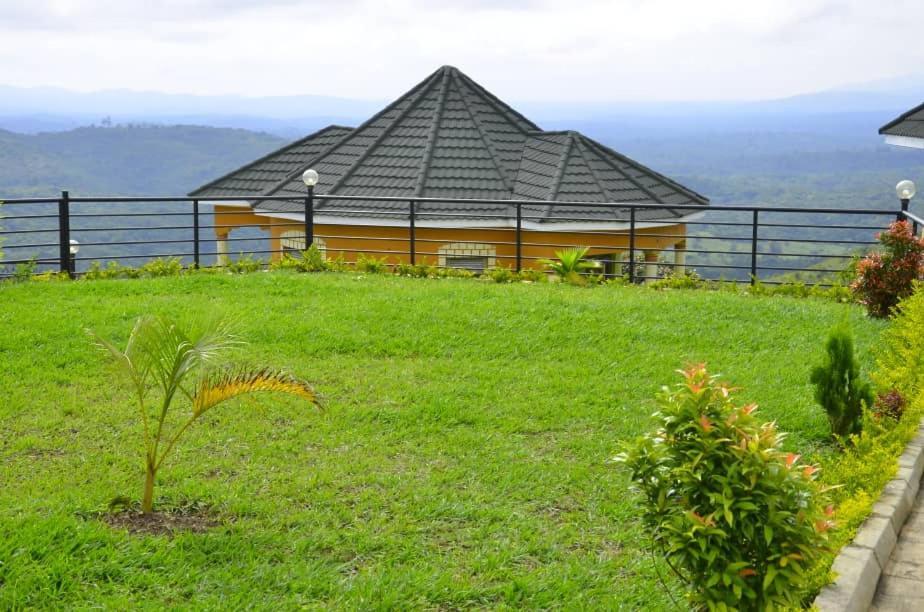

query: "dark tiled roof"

left=189, top=125, right=353, bottom=197
left=192, top=65, right=708, bottom=224
left=880, top=102, right=924, bottom=139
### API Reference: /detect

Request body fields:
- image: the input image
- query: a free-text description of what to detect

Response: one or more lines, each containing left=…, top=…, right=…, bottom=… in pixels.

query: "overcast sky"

left=1, top=0, right=922, bottom=102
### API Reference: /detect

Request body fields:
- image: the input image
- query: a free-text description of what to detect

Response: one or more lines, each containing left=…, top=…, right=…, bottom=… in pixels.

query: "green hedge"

left=807, top=283, right=924, bottom=595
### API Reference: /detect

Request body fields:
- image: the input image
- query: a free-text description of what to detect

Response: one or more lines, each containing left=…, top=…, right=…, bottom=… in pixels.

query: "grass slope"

left=0, top=274, right=885, bottom=609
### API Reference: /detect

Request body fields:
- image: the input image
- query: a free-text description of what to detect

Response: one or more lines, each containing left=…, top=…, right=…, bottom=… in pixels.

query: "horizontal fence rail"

left=0, top=191, right=913, bottom=285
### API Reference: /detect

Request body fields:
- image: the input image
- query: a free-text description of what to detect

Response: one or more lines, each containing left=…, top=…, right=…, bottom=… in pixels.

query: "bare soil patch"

left=103, top=508, right=221, bottom=536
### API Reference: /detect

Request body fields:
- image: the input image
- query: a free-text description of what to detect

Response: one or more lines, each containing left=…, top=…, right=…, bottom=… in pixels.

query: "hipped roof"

left=192, top=65, right=708, bottom=223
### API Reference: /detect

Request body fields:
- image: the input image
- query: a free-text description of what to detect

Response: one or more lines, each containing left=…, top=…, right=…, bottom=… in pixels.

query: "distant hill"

left=0, top=125, right=286, bottom=197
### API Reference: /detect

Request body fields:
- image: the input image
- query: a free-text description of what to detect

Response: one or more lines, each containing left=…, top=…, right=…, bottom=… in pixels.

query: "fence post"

left=628, top=207, right=636, bottom=284
left=58, top=190, right=71, bottom=277
left=304, top=187, right=314, bottom=248
left=750, top=209, right=759, bottom=285
left=898, top=198, right=910, bottom=222
left=515, top=203, right=522, bottom=272
left=409, top=200, right=416, bottom=265
left=192, top=199, right=200, bottom=268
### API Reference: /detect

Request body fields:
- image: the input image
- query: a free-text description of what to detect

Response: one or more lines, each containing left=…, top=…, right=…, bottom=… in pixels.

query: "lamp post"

left=897, top=179, right=916, bottom=217
left=68, top=239, right=80, bottom=278
left=302, top=169, right=319, bottom=250
left=897, top=180, right=918, bottom=233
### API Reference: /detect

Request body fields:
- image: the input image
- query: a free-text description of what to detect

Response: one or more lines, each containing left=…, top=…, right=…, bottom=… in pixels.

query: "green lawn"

left=0, top=273, right=885, bottom=609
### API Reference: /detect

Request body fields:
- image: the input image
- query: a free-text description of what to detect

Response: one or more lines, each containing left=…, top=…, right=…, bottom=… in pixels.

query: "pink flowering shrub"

left=852, top=220, right=924, bottom=317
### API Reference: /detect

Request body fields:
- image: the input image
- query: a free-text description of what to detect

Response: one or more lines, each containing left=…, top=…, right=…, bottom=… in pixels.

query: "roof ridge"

left=547, top=133, right=573, bottom=200
left=450, top=70, right=514, bottom=193
left=454, top=70, right=540, bottom=133
left=322, top=73, right=438, bottom=198
left=413, top=69, right=451, bottom=197
left=577, top=132, right=709, bottom=205
left=541, top=133, right=574, bottom=218
left=573, top=137, right=615, bottom=201
left=880, top=100, right=924, bottom=134
left=579, top=134, right=663, bottom=203
left=188, top=125, right=351, bottom=197
left=260, top=66, right=444, bottom=199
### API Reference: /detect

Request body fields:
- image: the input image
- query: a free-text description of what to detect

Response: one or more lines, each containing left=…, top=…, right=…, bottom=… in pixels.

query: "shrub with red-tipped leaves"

left=615, top=364, right=833, bottom=610
left=873, top=389, right=906, bottom=422
left=852, top=220, right=924, bottom=317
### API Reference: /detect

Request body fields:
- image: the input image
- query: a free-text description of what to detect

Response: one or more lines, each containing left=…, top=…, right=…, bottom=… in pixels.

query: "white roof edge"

left=884, top=134, right=924, bottom=150
left=247, top=208, right=705, bottom=232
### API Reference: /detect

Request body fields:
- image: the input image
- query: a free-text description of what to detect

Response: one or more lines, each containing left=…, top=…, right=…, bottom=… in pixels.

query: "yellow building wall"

left=214, top=205, right=686, bottom=270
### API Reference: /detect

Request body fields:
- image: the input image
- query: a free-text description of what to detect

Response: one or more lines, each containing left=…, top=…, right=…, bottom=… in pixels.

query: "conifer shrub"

left=616, top=364, right=833, bottom=610
left=810, top=325, right=874, bottom=441
left=852, top=220, right=924, bottom=317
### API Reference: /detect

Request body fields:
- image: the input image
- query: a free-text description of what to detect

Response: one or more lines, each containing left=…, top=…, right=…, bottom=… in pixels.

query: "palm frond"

left=193, top=368, right=318, bottom=416
left=541, top=247, right=600, bottom=277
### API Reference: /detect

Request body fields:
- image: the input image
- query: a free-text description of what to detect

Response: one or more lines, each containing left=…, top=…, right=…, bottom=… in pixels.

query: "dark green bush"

left=616, top=364, right=832, bottom=610
left=810, top=325, right=874, bottom=441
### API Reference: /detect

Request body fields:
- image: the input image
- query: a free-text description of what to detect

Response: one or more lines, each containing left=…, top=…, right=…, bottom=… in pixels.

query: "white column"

left=216, top=231, right=230, bottom=266
left=644, top=251, right=660, bottom=282
left=674, top=241, right=687, bottom=276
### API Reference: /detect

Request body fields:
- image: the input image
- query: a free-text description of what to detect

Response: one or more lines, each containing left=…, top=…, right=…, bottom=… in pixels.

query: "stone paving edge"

left=814, top=424, right=924, bottom=612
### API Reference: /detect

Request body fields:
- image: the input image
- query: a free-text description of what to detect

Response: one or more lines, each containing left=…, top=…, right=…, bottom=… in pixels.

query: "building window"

left=445, top=255, right=489, bottom=272
left=280, top=231, right=326, bottom=256
left=438, top=242, right=497, bottom=271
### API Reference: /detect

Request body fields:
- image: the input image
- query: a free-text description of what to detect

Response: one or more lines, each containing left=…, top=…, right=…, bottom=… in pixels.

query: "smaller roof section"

left=880, top=102, right=924, bottom=149
left=190, top=125, right=353, bottom=198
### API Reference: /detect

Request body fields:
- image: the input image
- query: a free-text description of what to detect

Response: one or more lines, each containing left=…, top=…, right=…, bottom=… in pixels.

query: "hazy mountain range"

left=1, top=74, right=922, bottom=137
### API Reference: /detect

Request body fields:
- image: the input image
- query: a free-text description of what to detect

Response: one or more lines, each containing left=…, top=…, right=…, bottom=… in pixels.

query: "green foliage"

left=299, top=245, right=327, bottom=272
left=539, top=247, right=601, bottom=285
left=90, top=315, right=318, bottom=514
left=269, top=247, right=330, bottom=273
left=874, top=283, right=924, bottom=396
left=647, top=270, right=706, bottom=290
left=31, top=270, right=69, bottom=283
left=852, top=220, right=924, bottom=317
left=515, top=268, right=547, bottom=283
left=806, top=285, right=924, bottom=597
left=487, top=264, right=516, bottom=283
left=140, top=257, right=185, bottom=278
left=810, top=325, right=874, bottom=441
left=616, top=364, right=832, bottom=610
left=225, top=253, right=264, bottom=274
left=13, top=257, right=38, bottom=282
left=394, top=260, right=437, bottom=278
left=355, top=253, right=390, bottom=274
left=84, top=261, right=142, bottom=280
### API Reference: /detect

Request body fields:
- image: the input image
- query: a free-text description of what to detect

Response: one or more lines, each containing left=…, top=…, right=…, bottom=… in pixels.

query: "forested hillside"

left=2, top=117, right=923, bottom=282
left=0, top=125, right=285, bottom=197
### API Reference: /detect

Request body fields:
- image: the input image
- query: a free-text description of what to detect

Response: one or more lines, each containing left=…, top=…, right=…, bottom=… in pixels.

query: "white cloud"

left=0, top=0, right=922, bottom=102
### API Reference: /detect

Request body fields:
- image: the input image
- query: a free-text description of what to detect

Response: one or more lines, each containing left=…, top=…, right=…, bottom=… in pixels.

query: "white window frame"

left=280, top=231, right=326, bottom=257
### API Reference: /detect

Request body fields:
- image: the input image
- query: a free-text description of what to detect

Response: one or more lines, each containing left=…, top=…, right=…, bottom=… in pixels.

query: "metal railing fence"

left=0, top=191, right=912, bottom=285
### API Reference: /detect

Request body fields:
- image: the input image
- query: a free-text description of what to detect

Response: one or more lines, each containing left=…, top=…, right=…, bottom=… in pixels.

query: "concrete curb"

left=814, top=424, right=924, bottom=611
